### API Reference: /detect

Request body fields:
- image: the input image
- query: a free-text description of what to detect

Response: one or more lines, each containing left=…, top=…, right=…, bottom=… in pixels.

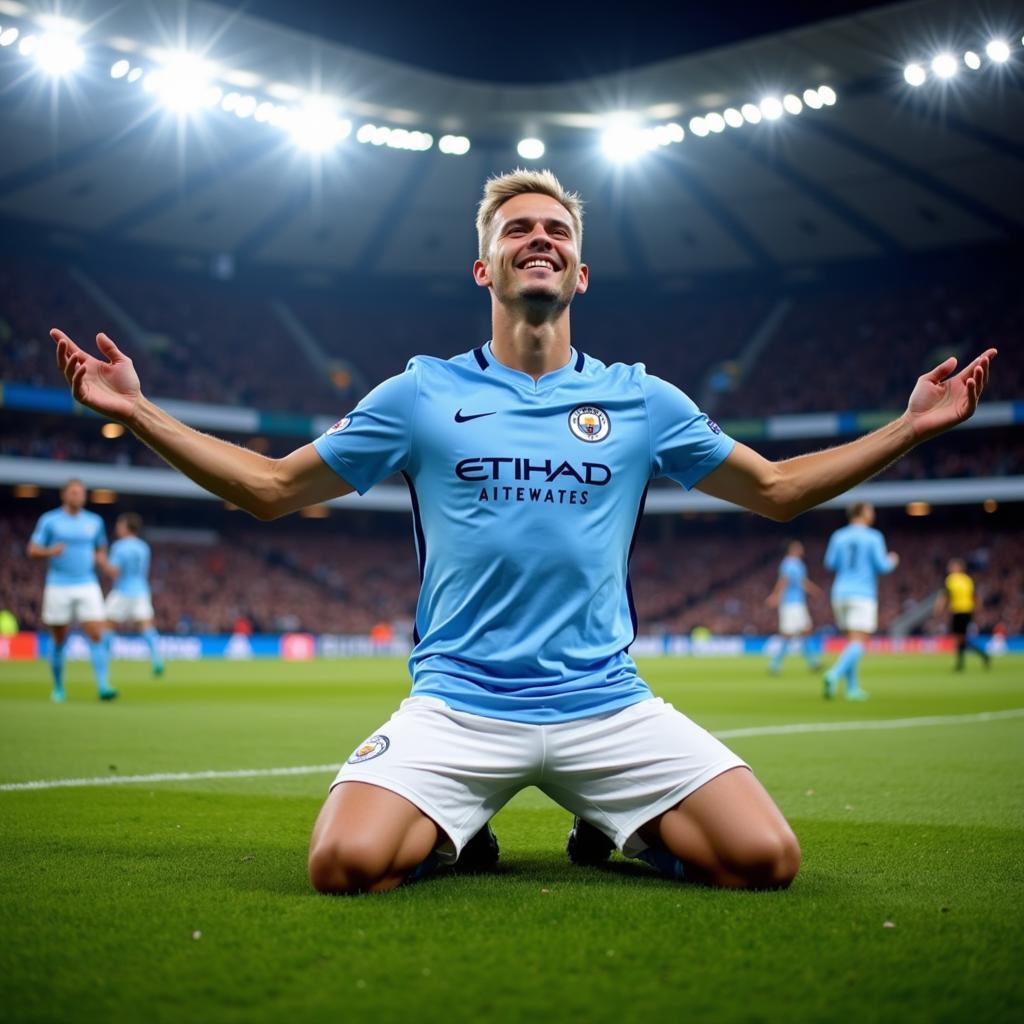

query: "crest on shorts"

left=326, top=416, right=351, bottom=435
left=347, top=734, right=390, bottom=764
left=568, top=405, right=610, bottom=443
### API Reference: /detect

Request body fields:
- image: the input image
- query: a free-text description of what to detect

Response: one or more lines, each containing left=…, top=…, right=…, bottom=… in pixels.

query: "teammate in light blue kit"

left=766, top=540, right=822, bottom=674
left=51, top=169, right=997, bottom=896
left=27, top=479, right=116, bottom=702
left=104, top=513, right=164, bottom=676
left=823, top=502, right=899, bottom=700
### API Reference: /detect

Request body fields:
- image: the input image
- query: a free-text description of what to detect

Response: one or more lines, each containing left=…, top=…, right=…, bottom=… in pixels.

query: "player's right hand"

left=51, top=329, right=142, bottom=424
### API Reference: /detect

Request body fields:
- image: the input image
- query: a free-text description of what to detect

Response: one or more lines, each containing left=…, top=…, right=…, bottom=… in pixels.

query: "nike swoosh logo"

left=455, top=409, right=496, bottom=423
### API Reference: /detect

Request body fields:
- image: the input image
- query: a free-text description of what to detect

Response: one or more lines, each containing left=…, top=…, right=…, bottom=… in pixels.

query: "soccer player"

left=104, top=512, right=164, bottom=676
left=49, top=170, right=996, bottom=894
left=934, top=558, right=991, bottom=671
left=765, top=540, right=822, bottom=674
left=27, top=478, right=117, bottom=702
left=822, top=502, right=898, bottom=701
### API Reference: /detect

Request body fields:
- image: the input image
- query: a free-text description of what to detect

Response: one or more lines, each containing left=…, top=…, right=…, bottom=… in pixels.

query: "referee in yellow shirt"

left=934, top=559, right=991, bottom=671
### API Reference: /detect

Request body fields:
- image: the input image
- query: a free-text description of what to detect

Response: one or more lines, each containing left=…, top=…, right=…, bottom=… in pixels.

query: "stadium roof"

left=0, top=0, right=1021, bottom=279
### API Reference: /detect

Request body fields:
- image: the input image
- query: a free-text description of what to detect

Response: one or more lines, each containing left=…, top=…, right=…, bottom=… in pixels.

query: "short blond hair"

left=476, top=169, right=583, bottom=259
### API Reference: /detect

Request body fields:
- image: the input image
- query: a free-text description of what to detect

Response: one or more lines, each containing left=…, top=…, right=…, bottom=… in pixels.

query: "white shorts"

left=105, top=591, right=155, bottom=623
left=41, top=582, right=106, bottom=626
left=832, top=597, right=878, bottom=634
left=779, top=603, right=811, bottom=636
left=332, top=696, right=747, bottom=863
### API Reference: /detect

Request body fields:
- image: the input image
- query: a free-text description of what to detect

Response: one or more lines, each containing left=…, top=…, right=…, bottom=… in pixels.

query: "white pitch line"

left=2, top=709, right=1023, bottom=793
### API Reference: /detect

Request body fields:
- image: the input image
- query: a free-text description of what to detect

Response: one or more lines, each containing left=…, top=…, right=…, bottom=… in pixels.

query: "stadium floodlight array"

left=438, top=134, right=471, bottom=155
left=600, top=118, right=685, bottom=162
left=684, top=84, right=834, bottom=141
left=903, top=37, right=1016, bottom=86
left=355, top=123, right=433, bottom=151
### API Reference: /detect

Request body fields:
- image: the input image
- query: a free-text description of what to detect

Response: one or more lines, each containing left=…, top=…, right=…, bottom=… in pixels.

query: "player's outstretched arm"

left=696, top=349, right=996, bottom=521
left=51, top=329, right=353, bottom=519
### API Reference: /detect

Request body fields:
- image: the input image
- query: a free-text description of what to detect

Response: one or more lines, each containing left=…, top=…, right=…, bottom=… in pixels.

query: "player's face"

left=862, top=504, right=876, bottom=526
left=115, top=518, right=128, bottom=539
left=62, top=483, right=85, bottom=511
left=790, top=542, right=804, bottom=558
left=474, top=193, right=588, bottom=312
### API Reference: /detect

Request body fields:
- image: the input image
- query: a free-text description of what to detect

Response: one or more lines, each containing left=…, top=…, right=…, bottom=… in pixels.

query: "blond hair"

left=476, top=169, right=583, bottom=259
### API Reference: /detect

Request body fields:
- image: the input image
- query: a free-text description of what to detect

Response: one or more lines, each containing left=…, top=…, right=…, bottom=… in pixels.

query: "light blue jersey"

left=314, top=345, right=735, bottom=723
left=109, top=537, right=151, bottom=597
left=779, top=556, right=807, bottom=606
left=30, top=508, right=106, bottom=586
left=825, top=524, right=894, bottom=600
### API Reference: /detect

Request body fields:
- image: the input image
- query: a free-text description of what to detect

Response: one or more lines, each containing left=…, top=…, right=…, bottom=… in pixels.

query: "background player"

left=104, top=512, right=164, bottom=677
left=765, top=540, right=822, bottom=674
left=26, top=479, right=116, bottom=702
left=934, top=558, right=991, bottom=672
left=48, top=170, right=996, bottom=895
left=823, top=502, right=898, bottom=701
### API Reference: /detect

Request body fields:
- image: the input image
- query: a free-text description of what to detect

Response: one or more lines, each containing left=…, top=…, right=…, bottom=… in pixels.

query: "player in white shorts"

left=824, top=503, right=899, bottom=700
left=765, top=540, right=822, bottom=674
left=50, top=169, right=996, bottom=894
left=27, top=479, right=116, bottom=702
left=103, top=513, right=164, bottom=676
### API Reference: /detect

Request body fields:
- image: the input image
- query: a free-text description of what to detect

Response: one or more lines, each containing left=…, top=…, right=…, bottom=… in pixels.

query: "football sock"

left=49, top=640, right=66, bottom=694
left=405, top=853, right=442, bottom=884
left=142, top=626, right=163, bottom=670
left=769, top=641, right=786, bottom=673
left=823, top=638, right=864, bottom=688
left=842, top=641, right=864, bottom=691
left=804, top=635, right=822, bottom=669
left=89, top=637, right=112, bottom=695
left=637, top=846, right=687, bottom=881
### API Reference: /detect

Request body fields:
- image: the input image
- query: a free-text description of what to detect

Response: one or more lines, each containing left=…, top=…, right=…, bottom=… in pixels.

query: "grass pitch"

left=1, top=653, right=1022, bottom=1024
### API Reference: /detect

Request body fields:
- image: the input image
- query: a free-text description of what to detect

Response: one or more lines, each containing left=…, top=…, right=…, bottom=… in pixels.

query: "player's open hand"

left=905, top=348, right=997, bottom=440
left=51, top=329, right=142, bottom=423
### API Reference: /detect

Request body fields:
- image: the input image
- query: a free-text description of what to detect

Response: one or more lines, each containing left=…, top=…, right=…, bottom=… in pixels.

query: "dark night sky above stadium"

left=231, top=0, right=896, bottom=82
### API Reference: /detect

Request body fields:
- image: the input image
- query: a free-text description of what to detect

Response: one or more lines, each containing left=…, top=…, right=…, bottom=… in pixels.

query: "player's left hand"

left=905, top=348, right=997, bottom=440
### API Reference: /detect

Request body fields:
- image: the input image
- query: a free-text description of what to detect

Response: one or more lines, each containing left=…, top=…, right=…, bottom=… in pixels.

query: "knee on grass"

left=308, top=837, right=401, bottom=895
left=720, top=827, right=802, bottom=890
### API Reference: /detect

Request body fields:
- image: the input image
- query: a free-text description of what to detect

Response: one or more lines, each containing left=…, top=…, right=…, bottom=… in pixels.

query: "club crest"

left=568, top=405, right=611, bottom=443
left=347, top=734, right=390, bottom=764
left=326, top=416, right=351, bottom=435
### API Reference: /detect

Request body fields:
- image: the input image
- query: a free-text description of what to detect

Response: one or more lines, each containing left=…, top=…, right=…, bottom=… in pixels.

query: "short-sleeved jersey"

left=779, top=556, right=807, bottom=606
left=30, top=508, right=106, bottom=586
left=109, top=537, right=152, bottom=597
left=314, top=345, right=735, bottom=723
left=945, top=571, right=974, bottom=614
left=824, top=523, right=894, bottom=600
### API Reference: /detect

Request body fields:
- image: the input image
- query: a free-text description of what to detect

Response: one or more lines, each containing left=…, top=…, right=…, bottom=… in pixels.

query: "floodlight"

left=740, top=103, right=762, bottom=124
left=356, top=123, right=375, bottom=143
left=600, top=120, right=655, bottom=161
left=803, top=88, right=823, bottom=109
left=371, top=125, right=390, bottom=145
left=903, top=63, right=926, bottom=86
left=759, top=96, right=783, bottom=120
left=817, top=85, right=837, bottom=105
left=221, top=91, right=240, bottom=112
left=204, top=85, right=222, bottom=107
left=705, top=112, right=725, bottom=133
left=149, top=53, right=212, bottom=112
left=387, top=128, right=411, bottom=148
left=517, top=137, right=545, bottom=159
left=254, top=101, right=274, bottom=122
left=439, top=134, right=470, bottom=155
left=234, top=94, right=257, bottom=118
left=289, top=100, right=351, bottom=151
left=985, top=39, right=1010, bottom=63
left=35, top=32, right=86, bottom=78
left=963, top=51, right=981, bottom=70
left=783, top=94, right=802, bottom=115
left=110, top=59, right=129, bottom=79
left=664, top=122, right=684, bottom=142
left=688, top=116, right=709, bottom=137
left=18, top=34, right=37, bottom=56
left=0, top=26, right=19, bottom=46
left=723, top=108, right=743, bottom=128
left=126, top=66, right=142, bottom=83
left=931, top=53, right=957, bottom=78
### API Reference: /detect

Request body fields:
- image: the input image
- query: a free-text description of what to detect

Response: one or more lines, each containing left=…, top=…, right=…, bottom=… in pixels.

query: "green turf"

left=1, top=654, right=1022, bottom=1023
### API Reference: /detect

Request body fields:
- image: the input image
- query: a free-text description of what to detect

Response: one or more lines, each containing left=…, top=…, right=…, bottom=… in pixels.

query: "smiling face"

left=473, top=192, right=588, bottom=316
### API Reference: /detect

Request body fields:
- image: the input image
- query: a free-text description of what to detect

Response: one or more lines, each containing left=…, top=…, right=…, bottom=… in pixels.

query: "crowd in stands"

left=3, top=512, right=1020, bottom=639
left=3, top=245, right=1020, bottom=421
